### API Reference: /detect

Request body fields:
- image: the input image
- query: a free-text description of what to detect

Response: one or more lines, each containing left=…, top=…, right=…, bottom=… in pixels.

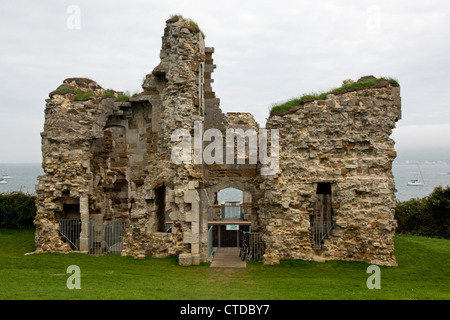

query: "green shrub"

left=0, top=192, right=36, bottom=229
left=115, top=91, right=130, bottom=102
left=168, top=14, right=205, bottom=39
left=53, top=88, right=76, bottom=95
left=395, top=185, right=450, bottom=239
left=427, top=186, right=450, bottom=237
left=189, top=19, right=205, bottom=39
left=103, top=89, right=115, bottom=98
left=74, top=89, right=96, bottom=101
left=169, top=13, right=183, bottom=19
left=52, top=88, right=99, bottom=101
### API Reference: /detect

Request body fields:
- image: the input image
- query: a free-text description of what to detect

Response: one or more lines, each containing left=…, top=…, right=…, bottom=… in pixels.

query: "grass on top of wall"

left=269, top=76, right=399, bottom=116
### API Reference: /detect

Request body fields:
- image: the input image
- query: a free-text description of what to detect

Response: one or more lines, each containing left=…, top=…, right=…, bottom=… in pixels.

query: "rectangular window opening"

left=155, top=185, right=166, bottom=232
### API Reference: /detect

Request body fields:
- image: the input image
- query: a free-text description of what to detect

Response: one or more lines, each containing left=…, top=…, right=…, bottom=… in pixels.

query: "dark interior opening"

left=311, top=183, right=334, bottom=249
left=155, top=184, right=166, bottom=232
left=212, top=225, right=250, bottom=247
left=316, top=183, right=332, bottom=195
left=63, top=203, right=80, bottom=218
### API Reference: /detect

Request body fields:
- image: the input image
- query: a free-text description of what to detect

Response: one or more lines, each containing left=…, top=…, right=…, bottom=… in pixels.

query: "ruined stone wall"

left=121, top=17, right=207, bottom=265
left=262, top=81, right=401, bottom=266
left=35, top=78, right=118, bottom=253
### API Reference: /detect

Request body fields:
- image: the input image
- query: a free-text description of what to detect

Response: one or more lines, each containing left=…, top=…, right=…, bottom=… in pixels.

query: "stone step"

left=210, top=247, right=247, bottom=268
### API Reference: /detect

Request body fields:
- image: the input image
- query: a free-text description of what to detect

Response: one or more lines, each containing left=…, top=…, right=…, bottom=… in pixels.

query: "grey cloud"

left=1, top=0, right=449, bottom=162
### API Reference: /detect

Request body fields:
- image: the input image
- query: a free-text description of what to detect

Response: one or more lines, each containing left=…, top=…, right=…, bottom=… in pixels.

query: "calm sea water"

left=0, top=163, right=43, bottom=195
left=1, top=163, right=449, bottom=202
left=393, top=164, right=450, bottom=202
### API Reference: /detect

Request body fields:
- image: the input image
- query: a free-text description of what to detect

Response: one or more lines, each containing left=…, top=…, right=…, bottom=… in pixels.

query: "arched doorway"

left=203, top=181, right=257, bottom=249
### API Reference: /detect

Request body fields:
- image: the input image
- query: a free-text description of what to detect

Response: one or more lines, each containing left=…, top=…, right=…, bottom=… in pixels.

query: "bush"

left=74, top=89, right=96, bottom=101
left=395, top=186, right=450, bottom=239
left=0, top=192, right=36, bottom=229
left=115, top=91, right=130, bottom=102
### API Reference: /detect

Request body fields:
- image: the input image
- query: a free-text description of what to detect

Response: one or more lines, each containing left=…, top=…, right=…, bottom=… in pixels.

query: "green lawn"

left=0, top=229, right=448, bottom=300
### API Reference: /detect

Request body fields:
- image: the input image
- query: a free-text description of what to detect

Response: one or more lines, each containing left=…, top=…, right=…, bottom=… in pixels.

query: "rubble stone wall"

left=121, top=17, right=206, bottom=265
left=262, top=84, right=401, bottom=266
left=35, top=78, right=116, bottom=253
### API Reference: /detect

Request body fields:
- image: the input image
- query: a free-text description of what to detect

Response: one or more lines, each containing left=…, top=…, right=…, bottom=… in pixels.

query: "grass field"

left=0, top=229, right=449, bottom=300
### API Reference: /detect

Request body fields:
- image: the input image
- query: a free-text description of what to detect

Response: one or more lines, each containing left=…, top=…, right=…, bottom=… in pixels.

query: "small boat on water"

left=407, top=179, right=424, bottom=186
left=407, top=164, right=425, bottom=186
left=0, top=179, right=7, bottom=184
left=1, top=166, right=13, bottom=179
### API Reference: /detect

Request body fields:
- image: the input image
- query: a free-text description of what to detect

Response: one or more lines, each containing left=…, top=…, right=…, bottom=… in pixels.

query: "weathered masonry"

left=34, top=16, right=401, bottom=266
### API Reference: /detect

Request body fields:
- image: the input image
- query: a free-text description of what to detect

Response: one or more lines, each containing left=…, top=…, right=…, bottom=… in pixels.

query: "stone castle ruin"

left=34, top=17, right=401, bottom=266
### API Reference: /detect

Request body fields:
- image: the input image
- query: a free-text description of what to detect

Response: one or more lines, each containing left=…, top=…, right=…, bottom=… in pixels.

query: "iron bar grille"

left=89, top=219, right=127, bottom=256
left=57, top=219, right=81, bottom=250
left=310, top=220, right=334, bottom=249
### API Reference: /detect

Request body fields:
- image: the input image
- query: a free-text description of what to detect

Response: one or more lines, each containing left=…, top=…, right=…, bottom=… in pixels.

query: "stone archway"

left=201, top=180, right=259, bottom=225
left=198, top=179, right=261, bottom=260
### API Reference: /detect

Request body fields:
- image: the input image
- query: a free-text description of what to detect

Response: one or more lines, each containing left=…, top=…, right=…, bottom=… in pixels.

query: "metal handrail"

left=207, top=226, right=214, bottom=261
left=211, top=204, right=252, bottom=207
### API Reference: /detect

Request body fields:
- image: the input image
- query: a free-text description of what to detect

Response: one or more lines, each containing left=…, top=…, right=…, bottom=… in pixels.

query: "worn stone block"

left=178, top=253, right=193, bottom=266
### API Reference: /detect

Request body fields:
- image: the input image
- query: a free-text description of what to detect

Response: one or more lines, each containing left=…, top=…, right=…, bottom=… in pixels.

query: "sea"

left=0, top=164, right=44, bottom=195
left=1, top=163, right=449, bottom=203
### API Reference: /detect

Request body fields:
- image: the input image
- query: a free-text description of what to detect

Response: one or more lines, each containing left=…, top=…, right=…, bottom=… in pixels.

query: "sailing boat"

left=0, top=178, right=7, bottom=184
left=407, top=179, right=424, bottom=186
left=407, top=165, right=425, bottom=186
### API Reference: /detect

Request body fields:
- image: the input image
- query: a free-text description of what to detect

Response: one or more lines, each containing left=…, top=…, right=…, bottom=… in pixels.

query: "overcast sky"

left=1, top=0, right=449, bottom=163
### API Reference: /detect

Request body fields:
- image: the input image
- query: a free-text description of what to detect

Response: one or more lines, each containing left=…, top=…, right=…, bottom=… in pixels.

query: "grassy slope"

left=0, top=229, right=448, bottom=300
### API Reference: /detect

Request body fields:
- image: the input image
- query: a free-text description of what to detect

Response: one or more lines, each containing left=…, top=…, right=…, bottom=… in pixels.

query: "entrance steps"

left=210, top=247, right=246, bottom=268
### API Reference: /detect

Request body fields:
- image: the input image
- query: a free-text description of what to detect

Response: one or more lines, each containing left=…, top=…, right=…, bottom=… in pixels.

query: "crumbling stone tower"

left=35, top=16, right=401, bottom=266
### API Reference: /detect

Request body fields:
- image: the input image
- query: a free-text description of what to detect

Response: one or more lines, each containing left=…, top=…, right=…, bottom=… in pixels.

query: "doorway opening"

left=311, top=182, right=334, bottom=249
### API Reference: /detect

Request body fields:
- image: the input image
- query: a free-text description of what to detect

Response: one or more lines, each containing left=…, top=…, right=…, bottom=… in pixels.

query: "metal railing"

left=239, top=231, right=265, bottom=261
left=217, top=202, right=251, bottom=221
left=165, top=207, right=173, bottom=233
left=57, top=219, right=81, bottom=250
left=249, top=232, right=264, bottom=260
left=311, top=220, right=334, bottom=250
left=207, top=226, right=214, bottom=261
left=89, top=219, right=127, bottom=256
